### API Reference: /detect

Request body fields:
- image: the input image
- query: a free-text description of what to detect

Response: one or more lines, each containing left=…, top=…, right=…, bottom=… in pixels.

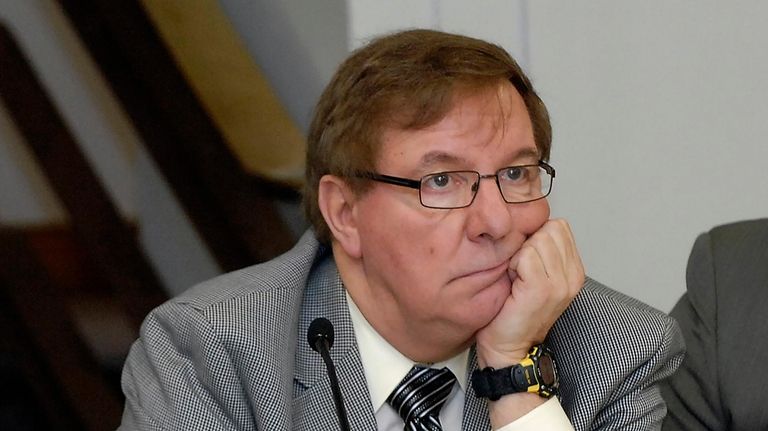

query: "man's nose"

left=465, top=176, right=514, bottom=240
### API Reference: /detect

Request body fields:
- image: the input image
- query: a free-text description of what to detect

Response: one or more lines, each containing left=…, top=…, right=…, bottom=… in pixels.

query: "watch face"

left=538, top=355, right=556, bottom=385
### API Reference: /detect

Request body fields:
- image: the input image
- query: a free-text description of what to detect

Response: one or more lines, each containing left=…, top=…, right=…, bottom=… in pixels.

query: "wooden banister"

left=0, top=23, right=167, bottom=328
left=57, top=0, right=300, bottom=271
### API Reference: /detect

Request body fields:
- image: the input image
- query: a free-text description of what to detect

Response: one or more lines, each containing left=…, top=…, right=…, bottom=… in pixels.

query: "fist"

left=475, top=218, right=585, bottom=368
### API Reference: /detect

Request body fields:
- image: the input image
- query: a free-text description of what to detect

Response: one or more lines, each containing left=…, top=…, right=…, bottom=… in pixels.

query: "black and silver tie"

left=387, top=366, right=457, bottom=431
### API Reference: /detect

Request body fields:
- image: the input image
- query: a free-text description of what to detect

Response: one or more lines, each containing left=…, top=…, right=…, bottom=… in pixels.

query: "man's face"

left=346, top=81, right=550, bottom=357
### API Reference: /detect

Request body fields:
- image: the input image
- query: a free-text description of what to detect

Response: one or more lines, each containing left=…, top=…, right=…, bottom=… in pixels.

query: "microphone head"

left=307, top=317, right=335, bottom=352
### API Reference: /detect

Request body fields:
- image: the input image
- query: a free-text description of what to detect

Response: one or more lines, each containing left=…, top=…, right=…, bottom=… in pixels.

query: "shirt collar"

left=345, top=290, right=469, bottom=411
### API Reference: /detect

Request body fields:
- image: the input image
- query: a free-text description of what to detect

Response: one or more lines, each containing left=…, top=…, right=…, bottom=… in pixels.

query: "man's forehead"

left=415, top=147, right=540, bottom=170
left=375, top=84, right=537, bottom=172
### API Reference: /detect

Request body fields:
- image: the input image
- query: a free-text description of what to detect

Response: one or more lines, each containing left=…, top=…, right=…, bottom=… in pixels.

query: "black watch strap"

left=471, top=344, right=558, bottom=401
left=471, top=364, right=527, bottom=401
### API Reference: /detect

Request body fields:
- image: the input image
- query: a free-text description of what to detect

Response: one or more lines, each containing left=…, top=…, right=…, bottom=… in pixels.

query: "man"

left=120, top=29, right=683, bottom=430
left=661, top=218, right=768, bottom=430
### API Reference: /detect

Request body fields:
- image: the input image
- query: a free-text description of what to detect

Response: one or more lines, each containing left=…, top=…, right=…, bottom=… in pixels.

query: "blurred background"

left=1, top=1, right=766, bottom=429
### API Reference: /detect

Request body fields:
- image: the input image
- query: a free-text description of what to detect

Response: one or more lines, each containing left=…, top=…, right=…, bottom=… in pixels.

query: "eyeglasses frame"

left=355, top=160, right=556, bottom=209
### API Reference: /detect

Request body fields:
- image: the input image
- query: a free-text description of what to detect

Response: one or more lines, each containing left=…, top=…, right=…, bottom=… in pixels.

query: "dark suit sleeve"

left=118, top=301, right=255, bottom=431
left=661, top=232, right=726, bottom=431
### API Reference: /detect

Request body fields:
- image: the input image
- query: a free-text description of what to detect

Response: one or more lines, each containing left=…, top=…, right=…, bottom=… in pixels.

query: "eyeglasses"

left=356, top=161, right=555, bottom=209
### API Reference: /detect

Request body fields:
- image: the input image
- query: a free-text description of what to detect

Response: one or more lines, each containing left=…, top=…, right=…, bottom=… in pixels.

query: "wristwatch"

left=471, top=344, right=558, bottom=401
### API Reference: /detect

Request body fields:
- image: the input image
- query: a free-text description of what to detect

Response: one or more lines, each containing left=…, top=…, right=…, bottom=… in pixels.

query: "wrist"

left=472, top=344, right=559, bottom=401
left=476, top=344, right=530, bottom=369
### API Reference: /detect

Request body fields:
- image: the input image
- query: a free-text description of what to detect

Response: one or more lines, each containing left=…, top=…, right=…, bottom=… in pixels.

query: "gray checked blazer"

left=119, top=231, right=684, bottom=430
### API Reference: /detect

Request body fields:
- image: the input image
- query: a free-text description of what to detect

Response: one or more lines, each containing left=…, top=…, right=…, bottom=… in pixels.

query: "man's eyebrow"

left=417, top=147, right=541, bottom=171
left=418, top=151, right=466, bottom=169
left=511, top=148, right=541, bottom=163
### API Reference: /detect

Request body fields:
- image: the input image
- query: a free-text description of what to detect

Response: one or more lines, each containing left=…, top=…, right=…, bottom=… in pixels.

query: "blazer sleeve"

left=661, top=232, right=726, bottom=431
left=118, top=301, right=256, bottom=431
left=552, top=278, right=685, bottom=431
left=589, top=311, right=685, bottom=430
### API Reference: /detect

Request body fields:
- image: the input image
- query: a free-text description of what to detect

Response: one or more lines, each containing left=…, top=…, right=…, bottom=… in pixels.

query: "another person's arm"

left=661, top=232, right=726, bottom=431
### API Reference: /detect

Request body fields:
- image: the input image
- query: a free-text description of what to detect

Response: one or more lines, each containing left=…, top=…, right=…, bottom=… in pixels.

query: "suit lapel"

left=292, top=251, right=377, bottom=430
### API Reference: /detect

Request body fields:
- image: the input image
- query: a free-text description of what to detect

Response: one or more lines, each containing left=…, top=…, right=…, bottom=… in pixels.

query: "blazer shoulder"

left=704, top=218, right=768, bottom=298
left=551, top=278, right=684, bottom=428
left=551, top=276, right=683, bottom=375
left=709, top=217, right=768, bottom=255
left=122, top=232, right=333, bottom=430
left=574, top=277, right=677, bottom=333
left=710, top=217, right=768, bottom=239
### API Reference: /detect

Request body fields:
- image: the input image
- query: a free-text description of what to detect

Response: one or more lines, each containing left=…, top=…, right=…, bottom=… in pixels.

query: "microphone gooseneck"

left=307, top=318, right=351, bottom=431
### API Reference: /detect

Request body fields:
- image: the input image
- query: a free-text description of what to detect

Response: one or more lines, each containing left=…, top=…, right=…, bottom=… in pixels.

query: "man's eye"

left=426, top=174, right=451, bottom=188
left=501, top=167, right=525, bottom=181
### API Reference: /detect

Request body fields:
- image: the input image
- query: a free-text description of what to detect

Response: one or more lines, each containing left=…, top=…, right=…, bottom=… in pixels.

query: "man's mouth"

left=452, top=260, right=510, bottom=284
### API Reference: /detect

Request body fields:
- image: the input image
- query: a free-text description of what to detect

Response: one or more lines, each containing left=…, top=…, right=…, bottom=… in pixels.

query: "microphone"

left=307, top=318, right=351, bottom=431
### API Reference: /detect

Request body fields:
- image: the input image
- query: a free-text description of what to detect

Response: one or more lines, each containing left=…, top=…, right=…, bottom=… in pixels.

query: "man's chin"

left=464, top=280, right=510, bottom=328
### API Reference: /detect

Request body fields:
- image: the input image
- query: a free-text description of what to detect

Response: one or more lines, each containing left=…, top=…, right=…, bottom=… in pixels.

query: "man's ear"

left=317, top=175, right=362, bottom=258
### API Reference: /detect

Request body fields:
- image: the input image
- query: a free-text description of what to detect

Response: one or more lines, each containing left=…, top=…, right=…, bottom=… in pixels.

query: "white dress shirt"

left=346, top=291, right=573, bottom=430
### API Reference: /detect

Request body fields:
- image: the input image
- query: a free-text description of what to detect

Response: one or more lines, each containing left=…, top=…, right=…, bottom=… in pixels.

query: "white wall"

left=528, top=2, right=768, bottom=311
left=341, top=0, right=768, bottom=312
left=348, top=0, right=528, bottom=61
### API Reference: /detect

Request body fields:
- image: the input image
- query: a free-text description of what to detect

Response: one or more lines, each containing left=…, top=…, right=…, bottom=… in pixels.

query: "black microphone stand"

left=308, top=318, right=351, bottom=431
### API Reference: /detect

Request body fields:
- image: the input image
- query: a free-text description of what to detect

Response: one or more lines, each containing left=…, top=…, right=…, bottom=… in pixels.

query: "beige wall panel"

left=141, top=0, right=306, bottom=184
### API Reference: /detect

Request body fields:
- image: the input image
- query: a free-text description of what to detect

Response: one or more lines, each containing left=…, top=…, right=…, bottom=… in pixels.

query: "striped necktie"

left=387, top=366, right=457, bottom=431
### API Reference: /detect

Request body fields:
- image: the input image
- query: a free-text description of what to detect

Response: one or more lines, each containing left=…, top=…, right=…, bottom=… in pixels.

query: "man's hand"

left=476, top=218, right=585, bottom=368
left=474, top=219, right=584, bottom=428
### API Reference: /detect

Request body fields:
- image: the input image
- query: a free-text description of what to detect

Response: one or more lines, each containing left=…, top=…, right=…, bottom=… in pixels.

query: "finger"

left=509, top=244, right=549, bottom=286
left=551, top=220, right=585, bottom=295
left=523, top=228, right=568, bottom=288
left=513, top=243, right=573, bottom=310
left=538, top=219, right=584, bottom=294
left=538, top=219, right=576, bottom=271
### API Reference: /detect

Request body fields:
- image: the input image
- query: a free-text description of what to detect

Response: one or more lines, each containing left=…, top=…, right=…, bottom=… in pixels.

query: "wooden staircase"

left=0, top=1, right=303, bottom=427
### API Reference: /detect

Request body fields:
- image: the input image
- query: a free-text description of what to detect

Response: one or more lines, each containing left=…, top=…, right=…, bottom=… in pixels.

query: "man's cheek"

left=507, top=197, right=549, bottom=233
